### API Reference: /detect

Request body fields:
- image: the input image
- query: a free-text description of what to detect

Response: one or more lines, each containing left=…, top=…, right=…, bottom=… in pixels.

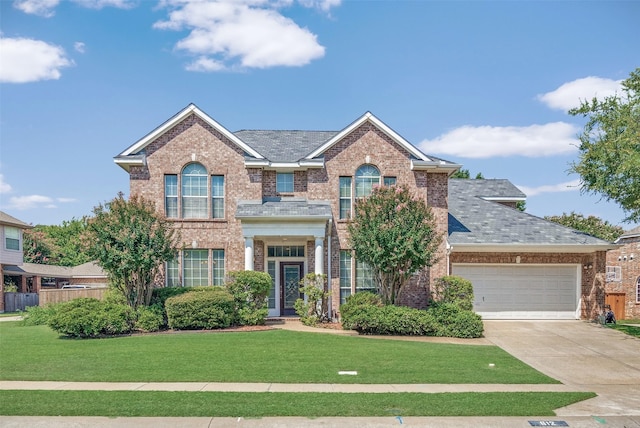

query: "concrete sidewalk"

left=0, top=380, right=577, bottom=393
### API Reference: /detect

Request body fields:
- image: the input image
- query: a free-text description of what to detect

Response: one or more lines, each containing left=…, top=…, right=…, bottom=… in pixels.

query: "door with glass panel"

left=281, top=262, right=303, bottom=316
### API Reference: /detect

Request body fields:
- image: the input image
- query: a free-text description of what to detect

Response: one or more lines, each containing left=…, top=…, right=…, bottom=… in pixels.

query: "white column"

left=244, top=237, right=254, bottom=271
left=314, top=237, right=324, bottom=275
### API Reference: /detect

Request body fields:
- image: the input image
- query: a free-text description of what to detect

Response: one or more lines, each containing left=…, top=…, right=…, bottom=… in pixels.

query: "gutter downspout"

left=327, top=219, right=333, bottom=320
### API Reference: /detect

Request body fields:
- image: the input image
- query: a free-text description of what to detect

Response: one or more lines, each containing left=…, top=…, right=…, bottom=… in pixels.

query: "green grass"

left=0, top=321, right=558, bottom=384
left=607, top=323, right=640, bottom=338
left=0, top=312, right=21, bottom=318
left=0, top=390, right=595, bottom=417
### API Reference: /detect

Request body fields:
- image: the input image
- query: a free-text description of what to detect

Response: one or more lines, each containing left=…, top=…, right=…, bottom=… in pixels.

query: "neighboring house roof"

left=448, top=179, right=617, bottom=252
left=236, top=198, right=332, bottom=220
left=115, top=104, right=461, bottom=173
left=3, top=261, right=107, bottom=278
left=0, top=211, right=32, bottom=229
left=614, top=225, right=640, bottom=243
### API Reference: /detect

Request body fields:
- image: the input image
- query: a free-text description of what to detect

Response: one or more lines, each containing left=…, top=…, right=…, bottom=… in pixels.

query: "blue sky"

left=1, top=0, right=639, bottom=231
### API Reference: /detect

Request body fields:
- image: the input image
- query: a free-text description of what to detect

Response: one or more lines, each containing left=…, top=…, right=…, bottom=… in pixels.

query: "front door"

left=281, top=262, right=303, bottom=316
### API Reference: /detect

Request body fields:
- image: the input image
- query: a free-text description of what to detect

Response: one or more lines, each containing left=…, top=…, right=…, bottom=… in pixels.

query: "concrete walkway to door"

left=483, top=320, right=640, bottom=416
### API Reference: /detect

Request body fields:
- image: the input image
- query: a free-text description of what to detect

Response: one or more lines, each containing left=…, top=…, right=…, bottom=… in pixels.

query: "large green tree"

left=23, top=219, right=92, bottom=266
left=347, top=185, right=442, bottom=305
left=544, top=212, right=623, bottom=242
left=569, top=68, right=640, bottom=223
left=85, top=193, right=179, bottom=309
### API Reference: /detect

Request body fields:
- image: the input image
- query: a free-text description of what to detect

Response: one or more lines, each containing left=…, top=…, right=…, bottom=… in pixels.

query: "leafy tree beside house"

left=545, top=212, right=623, bottom=242
left=347, top=185, right=442, bottom=305
left=24, top=218, right=92, bottom=266
left=569, top=67, right=640, bottom=223
left=85, top=193, right=179, bottom=309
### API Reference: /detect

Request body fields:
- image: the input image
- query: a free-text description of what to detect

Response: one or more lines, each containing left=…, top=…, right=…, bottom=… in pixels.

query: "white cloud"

left=185, top=56, right=225, bottom=72
left=74, top=42, right=86, bottom=53
left=419, top=122, right=579, bottom=159
left=537, top=76, right=623, bottom=111
left=72, top=0, right=136, bottom=9
left=13, top=0, right=60, bottom=17
left=57, top=197, right=77, bottom=203
left=13, top=0, right=134, bottom=16
left=154, top=0, right=329, bottom=71
left=8, top=195, right=55, bottom=210
left=0, top=36, right=74, bottom=83
left=515, top=180, right=581, bottom=197
left=0, top=175, right=13, bottom=194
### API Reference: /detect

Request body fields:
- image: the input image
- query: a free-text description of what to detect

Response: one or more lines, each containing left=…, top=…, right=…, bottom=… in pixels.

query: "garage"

left=452, top=264, right=581, bottom=319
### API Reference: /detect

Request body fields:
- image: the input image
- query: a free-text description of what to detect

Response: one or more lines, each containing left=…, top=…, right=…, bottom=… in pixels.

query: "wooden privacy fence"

left=4, top=293, right=39, bottom=312
left=39, top=288, right=108, bottom=307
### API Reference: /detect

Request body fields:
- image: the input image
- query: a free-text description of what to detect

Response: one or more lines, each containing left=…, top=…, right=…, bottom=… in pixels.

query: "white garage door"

left=452, top=264, right=580, bottom=319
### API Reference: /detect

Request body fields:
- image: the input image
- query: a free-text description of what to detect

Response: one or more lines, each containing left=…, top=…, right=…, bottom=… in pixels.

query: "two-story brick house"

left=605, top=226, right=640, bottom=320
left=115, top=104, right=615, bottom=320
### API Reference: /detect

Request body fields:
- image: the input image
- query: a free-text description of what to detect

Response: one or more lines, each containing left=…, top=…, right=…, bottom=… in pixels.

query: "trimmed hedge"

left=340, top=293, right=484, bottom=338
left=47, top=298, right=135, bottom=338
left=432, top=275, right=474, bottom=311
left=165, top=287, right=234, bottom=330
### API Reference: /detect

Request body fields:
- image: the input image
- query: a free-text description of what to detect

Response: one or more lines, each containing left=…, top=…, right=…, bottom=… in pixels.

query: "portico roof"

left=236, top=198, right=332, bottom=220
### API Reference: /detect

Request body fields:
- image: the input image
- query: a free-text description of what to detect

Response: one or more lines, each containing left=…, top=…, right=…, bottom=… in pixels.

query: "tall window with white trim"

left=182, top=163, right=208, bottom=219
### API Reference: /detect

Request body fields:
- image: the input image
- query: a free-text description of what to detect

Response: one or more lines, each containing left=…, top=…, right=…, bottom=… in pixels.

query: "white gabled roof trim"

left=117, top=104, right=264, bottom=160
left=410, top=159, right=462, bottom=172
left=305, top=112, right=431, bottom=161
left=482, top=196, right=526, bottom=202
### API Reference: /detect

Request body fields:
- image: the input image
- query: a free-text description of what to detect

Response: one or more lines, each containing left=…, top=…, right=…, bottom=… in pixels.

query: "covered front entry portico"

left=236, top=198, right=333, bottom=317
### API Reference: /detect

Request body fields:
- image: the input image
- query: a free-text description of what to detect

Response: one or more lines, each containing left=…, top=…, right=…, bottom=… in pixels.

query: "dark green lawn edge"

left=0, top=391, right=595, bottom=417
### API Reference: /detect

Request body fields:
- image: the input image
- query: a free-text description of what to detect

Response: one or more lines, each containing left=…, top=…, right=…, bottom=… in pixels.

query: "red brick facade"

left=605, top=234, right=640, bottom=319
left=118, top=107, right=610, bottom=320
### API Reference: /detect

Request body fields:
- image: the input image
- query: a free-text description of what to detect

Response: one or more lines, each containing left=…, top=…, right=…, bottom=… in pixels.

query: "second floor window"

left=182, top=163, right=208, bottom=219
left=164, top=163, right=225, bottom=220
left=276, top=172, right=294, bottom=193
left=5, top=226, right=20, bottom=251
left=340, top=165, right=381, bottom=219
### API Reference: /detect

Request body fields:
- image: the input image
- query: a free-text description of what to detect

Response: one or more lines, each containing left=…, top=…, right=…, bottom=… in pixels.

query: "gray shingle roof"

left=236, top=198, right=332, bottom=219
left=448, top=179, right=614, bottom=246
left=233, top=130, right=338, bottom=163
left=0, top=211, right=32, bottom=228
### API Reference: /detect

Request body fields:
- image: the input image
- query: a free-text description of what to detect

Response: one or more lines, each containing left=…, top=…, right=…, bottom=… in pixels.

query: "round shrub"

left=165, top=287, right=234, bottom=330
left=226, top=271, right=271, bottom=326
left=21, top=304, right=57, bottom=326
left=135, top=305, right=164, bottom=332
left=429, top=302, right=484, bottom=338
left=339, top=291, right=383, bottom=325
left=47, top=298, right=135, bottom=338
left=432, top=275, right=474, bottom=311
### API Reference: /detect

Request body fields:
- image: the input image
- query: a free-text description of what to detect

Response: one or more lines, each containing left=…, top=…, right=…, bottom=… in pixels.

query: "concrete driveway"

left=483, top=320, right=640, bottom=416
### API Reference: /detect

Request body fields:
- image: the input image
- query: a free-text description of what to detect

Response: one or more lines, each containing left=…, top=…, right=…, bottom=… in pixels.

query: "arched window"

left=355, top=165, right=380, bottom=199
left=182, top=163, right=208, bottom=218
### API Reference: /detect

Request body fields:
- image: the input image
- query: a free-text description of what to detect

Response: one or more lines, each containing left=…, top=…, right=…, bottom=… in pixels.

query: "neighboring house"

left=115, top=104, right=615, bottom=320
left=3, top=261, right=108, bottom=292
left=0, top=211, right=33, bottom=312
left=605, top=226, right=640, bottom=320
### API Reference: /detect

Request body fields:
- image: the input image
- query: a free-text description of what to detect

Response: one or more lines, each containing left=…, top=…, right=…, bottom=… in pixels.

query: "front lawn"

left=607, top=322, right=640, bottom=338
left=0, top=322, right=557, bottom=384
left=0, top=390, right=595, bottom=417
